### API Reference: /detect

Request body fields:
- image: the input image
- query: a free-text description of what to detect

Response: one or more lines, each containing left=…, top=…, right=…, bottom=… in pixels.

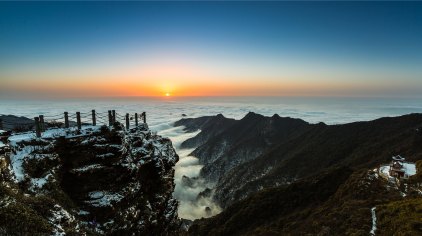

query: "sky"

left=0, top=1, right=422, bottom=98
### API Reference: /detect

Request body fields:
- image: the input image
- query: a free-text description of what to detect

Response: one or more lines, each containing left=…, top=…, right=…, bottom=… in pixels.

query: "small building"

left=389, top=155, right=415, bottom=179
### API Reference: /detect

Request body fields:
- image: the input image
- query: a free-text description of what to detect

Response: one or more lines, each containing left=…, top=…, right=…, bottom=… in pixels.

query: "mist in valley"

left=157, top=125, right=221, bottom=220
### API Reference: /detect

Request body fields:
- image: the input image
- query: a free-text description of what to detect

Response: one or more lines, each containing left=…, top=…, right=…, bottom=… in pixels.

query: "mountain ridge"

left=175, top=113, right=422, bottom=209
left=176, top=112, right=311, bottom=183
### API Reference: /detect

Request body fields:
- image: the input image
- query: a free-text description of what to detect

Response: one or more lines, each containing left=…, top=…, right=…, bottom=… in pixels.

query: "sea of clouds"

left=2, top=97, right=422, bottom=219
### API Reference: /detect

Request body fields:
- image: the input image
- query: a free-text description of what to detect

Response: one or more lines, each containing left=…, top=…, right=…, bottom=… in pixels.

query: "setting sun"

left=165, top=93, right=170, bottom=97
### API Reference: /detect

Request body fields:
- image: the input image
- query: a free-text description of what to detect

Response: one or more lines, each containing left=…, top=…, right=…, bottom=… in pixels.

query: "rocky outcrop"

left=0, top=123, right=180, bottom=235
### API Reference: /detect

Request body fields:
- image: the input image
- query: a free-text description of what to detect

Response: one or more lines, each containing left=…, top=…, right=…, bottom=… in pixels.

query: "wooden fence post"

left=34, top=117, right=41, bottom=138
left=92, top=110, right=96, bottom=126
left=39, top=115, right=45, bottom=132
left=135, top=113, right=138, bottom=126
left=142, top=112, right=146, bottom=123
left=125, top=113, right=129, bottom=130
left=64, top=112, right=69, bottom=128
left=76, top=112, right=81, bottom=130
left=112, top=110, right=116, bottom=123
left=0, top=118, right=3, bottom=130
left=108, top=110, right=112, bottom=126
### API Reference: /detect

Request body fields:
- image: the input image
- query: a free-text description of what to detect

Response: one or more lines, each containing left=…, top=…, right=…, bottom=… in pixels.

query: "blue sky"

left=1, top=1, right=421, bottom=97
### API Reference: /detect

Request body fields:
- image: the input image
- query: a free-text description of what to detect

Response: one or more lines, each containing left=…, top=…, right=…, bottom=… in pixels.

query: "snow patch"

left=402, top=163, right=416, bottom=176
left=9, top=145, right=33, bottom=182
left=86, top=191, right=124, bottom=207
left=49, top=204, right=75, bottom=236
left=96, top=153, right=115, bottom=158
left=72, top=164, right=103, bottom=173
left=29, top=173, right=52, bottom=191
left=379, top=163, right=417, bottom=179
left=8, top=132, right=37, bottom=145
left=8, top=126, right=101, bottom=145
left=370, top=207, right=377, bottom=235
left=78, top=210, right=90, bottom=216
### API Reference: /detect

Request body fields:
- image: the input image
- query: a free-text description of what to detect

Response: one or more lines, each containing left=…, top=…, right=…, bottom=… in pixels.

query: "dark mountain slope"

left=188, top=166, right=419, bottom=236
left=215, top=114, right=422, bottom=207
left=189, top=112, right=311, bottom=182
left=0, top=115, right=33, bottom=131
left=188, top=167, right=354, bottom=236
left=376, top=198, right=422, bottom=235
left=215, top=113, right=422, bottom=207
left=292, top=169, right=402, bottom=235
left=174, top=114, right=236, bottom=149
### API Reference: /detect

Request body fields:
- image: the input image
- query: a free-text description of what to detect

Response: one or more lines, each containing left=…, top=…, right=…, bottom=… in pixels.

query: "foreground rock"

left=0, top=123, right=180, bottom=235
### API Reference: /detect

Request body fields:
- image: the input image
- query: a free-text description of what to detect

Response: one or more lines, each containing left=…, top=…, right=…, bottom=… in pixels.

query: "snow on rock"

left=71, top=164, right=104, bottom=173
left=29, top=173, right=53, bottom=191
left=402, top=163, right=416, bottom=176
left=78, top=210, right=90, bottom=216
left=96, top=153, right=115, bottom=158
left=7, top=132, right=37, bottom=145
left=8, top=126, right=101, bottom=145
left=379, top=165, right=390, bottom=178
left=49, top=204, right=76, bottom=236
left=7, top=126, right=103, bottom=183
left=86, top=191, right=124, bottom=207
left=9, top=145, right=33, bottom=182
left=370, top=207, right=377, bottom=235
left=81, top=136, right=106, bottom=145
left=379, top=163, right=417, bottom=179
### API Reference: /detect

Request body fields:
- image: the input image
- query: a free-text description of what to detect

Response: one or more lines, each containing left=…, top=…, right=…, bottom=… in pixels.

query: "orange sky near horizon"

left=2, top=74, right=417, bottom=98
left=1, top=49, right=421, bottom=98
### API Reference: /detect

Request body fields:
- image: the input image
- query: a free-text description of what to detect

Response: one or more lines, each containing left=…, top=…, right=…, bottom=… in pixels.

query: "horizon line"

left=1, top=94, right=422, bottom=100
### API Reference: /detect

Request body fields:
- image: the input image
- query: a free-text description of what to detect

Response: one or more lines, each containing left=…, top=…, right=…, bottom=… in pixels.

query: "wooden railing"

left=0, top=110, right=146, bottom=138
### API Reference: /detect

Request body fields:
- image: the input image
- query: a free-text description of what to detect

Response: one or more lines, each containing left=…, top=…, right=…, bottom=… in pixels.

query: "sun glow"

left=165, top=92, right=170, bottom=97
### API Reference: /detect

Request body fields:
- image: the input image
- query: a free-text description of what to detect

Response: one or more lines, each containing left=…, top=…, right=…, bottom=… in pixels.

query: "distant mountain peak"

left=243, top=111, right=264, bottom=120
left=216, top=114, right=225, bottom=118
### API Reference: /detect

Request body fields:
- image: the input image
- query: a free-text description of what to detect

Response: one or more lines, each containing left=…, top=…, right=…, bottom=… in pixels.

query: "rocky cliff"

left=0, top=123, right=180, bottom=235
